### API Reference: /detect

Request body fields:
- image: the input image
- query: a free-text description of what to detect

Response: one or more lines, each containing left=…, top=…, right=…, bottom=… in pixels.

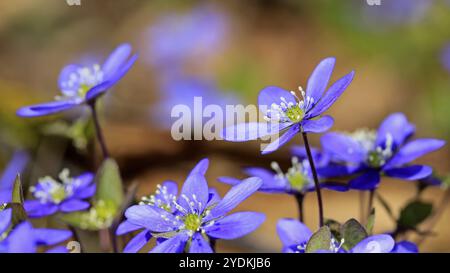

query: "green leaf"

left=305, top=226, right=332, bottom=253
left=366, top=208, right=376, bottom=235
left=398, top=200, right=433, bottom=229
left=325, top=219, right=342, bottom=240
left=11, top=174, right=24, bottom=204
left=340, top=218, right=368, bottom=250
left=95, top=159, right=124, bottom=210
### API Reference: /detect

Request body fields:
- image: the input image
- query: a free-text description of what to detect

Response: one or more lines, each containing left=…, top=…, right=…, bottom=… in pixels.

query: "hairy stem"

left=89, top=101, right=109, bottom=159
left=301, top=132, right=324, bottom=227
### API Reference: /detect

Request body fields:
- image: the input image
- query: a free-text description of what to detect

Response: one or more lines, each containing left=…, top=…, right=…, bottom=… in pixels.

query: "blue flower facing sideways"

left=321, top=113, right=446, bottom=190
left=277, top=218, right=397, bottom=253
left=219, top=148, right=348, bottom=195
left=221, top=57, right=355, bottom=154
left=0, top=208, right=72, bottom=253
left=116, top=158, right=266, bottom=253
left=24, top=169, right=95, bottom=218
left=17, top=43, right=137, bottom=117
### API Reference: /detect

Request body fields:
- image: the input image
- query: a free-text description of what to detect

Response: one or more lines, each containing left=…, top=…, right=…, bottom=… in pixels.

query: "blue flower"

left=0, top=151, right=29, bottom=204
left=24, top=169, right=95, bottom=218
left=0, top=208, right=71, bottom=253
left=145, top=5, right=227, bottom=68
left=321, top=113, right=446, bottom=191
left=391, top=240, right=419, bottom=253
left=221, top=57, right=354, bottom=154
left=117, top=158, right=265, bottom=253
left=277, top=218, right=395, bottom=253
left=219, top=148, right=348, bottom=195
left=16, top=43, right=137, bottom=117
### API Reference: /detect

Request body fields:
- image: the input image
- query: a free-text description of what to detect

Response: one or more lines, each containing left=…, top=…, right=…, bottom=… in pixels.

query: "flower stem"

left=89, top=101, right=110, bottom=159
left=294, top=193, right=305, bottom=222
left=367, top=189, right=375, bottom=222
left=67, top=224, right=83, bottom=253
left=301, top=132, right=324, bottom=227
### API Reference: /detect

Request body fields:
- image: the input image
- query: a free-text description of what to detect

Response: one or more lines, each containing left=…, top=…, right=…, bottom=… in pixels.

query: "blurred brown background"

left=0, top=0, right=449, bottom=252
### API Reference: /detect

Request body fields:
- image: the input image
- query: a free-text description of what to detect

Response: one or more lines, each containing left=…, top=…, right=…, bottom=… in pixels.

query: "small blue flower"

left=17, top=43, right=137, bottom=118
left=0, top=208, right=71, bottom=253
left=24, top=169, right=95, bottom=218
left=277, top=218, right=395, bottom=253
left=219, top=148, right=348, bottom=195
left=321, top=113, right=446, bottom=191
left=117, top=158, right=265, bottom=253
left=221, top=57, right=354, bottom=154
left=0, top=151, right=29, bottom=204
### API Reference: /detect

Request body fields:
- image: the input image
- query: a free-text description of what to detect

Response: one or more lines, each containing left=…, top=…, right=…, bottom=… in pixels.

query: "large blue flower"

left=0, top=208, right=71, bottom=253
left=17, top=43, right=137, bottom=117
left=24, top=170, right=95, bottom=218
left=219, top=148, right=348, bottom=195
left=117, top=158, right=265, bottom=253
left=221, top=57, right=354, bottom=154
left=321, top=113, right=446, bottom=191
left=0, top=151, right=29, bottom=204
left=277, top=218, right=395, bottom=253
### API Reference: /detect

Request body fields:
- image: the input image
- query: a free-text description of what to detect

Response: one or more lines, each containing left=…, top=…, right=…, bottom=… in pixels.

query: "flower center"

left=184, top=214, right=202, bottom=231
left=271, top=157, right=311, bottom=193
left=59, top=64, right=104, bottom=101
left=263, top=86, right=313, bottom=123
left=348, top=129, right=393, bottom=168
left=31, top=169, right=77, bottom=204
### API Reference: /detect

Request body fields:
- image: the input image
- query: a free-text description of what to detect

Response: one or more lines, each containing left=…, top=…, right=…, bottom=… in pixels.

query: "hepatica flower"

left=24, top=169, right=95, bottom=218
left=117, top=158, right=265, bottom=253
left=0, top=208, right=71, bottom=253
left=277, top=218, right=395, bottom=253
left=17, top=43, right=137, bottom=117
left=221, top=57, right=354, bottom=154
left=321, top=113, right=446, bottom=190
left=219, top=153, right=348, bottom=196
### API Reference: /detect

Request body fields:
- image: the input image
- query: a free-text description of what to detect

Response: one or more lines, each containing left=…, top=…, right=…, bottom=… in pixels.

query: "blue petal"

left=205, top=212, right=265, bottom=240
left=0, top=208, right=12, bottom=235
left=349, top=170, right=381, bottom=191
left=317, top=164, right=359, bottom=178
left=85, top=54, right=138, bottom=101
left=320, top=182, right=349, bottom=192
left=161, top=180, right=179, bottom=196
left=385, top=165, right=432, bottom=181
left=72, top=184, right=96, bottom=199
left=245, top=167, right=288, bottom=192
left=208, top=177, right=262, bottom=219
left=391, top=241, right=419, bottom=253
left=307, top=70, right=354, bottom=118
left=102, top=43, right=133, bottom=79
left=116, top=220, right=143, bottom=236
left=277, top=218, right=312, bottom=247
left=262, top=125, right=299, bottom=155
left=321, top=132, right=366, bottom=164
left=188, top=158, right=209, bottom=176
left=217, top=176, right=241, bottom=187
left=16, top=100, right=81, bottom=118
left=305, top=57, right=336, bottom=105
left=206, top=188, right=221, bottom=207
left=7, top=222, right=36, bottom=253
left=24, top=201, right=58, bottom=218
left=376, top=113, right=415, bottom=148
left=149, top=233, right=188, bottom=253
left=385, top=138, right=445, bottom=168
left=59, top=199, right=90, bottom=213
left=33, top=228, right=72, bottom=246
left=123, top=230, right=152, bottom=253
left=0, top=190, right=11, bottom=204
left=125, top=205, right=178, bottom=232
left=258, top=86, right=297, bottom=115
left=73, top=172, right=95, bottom=189
left=301, top=115, right=334, bottom=133
left=350, top=234, right=395, bottom=253
left=189, top=233, right=213, bottom=253
left=179, top=172, right=209, bottom=213
left=221, top=122, right=291, bottom=142
left=0, top=151, right=29, bottom=190
left=291, top=146, right=329, bottom=166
